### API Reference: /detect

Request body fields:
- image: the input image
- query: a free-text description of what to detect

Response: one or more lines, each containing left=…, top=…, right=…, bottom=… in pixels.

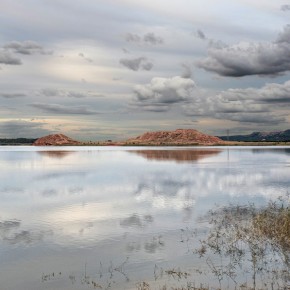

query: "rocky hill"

left=126, top=129, right=224, bottom=145
left=219, top=129, right=290, bottom=142
left=33, top=134, right=80, bottom=146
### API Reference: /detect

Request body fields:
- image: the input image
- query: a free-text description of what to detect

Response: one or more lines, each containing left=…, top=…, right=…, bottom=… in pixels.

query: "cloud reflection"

left=120, top=214, right=153, bottom=228
left=0, top=219, right=53, bottom=245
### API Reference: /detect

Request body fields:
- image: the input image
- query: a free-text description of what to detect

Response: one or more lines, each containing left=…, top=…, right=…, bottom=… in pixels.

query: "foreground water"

left=0, top=146, right=289, bottom=290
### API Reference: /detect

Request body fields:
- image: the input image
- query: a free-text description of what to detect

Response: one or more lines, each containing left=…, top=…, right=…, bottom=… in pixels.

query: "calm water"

left=0, top=146, right=289, bottom=290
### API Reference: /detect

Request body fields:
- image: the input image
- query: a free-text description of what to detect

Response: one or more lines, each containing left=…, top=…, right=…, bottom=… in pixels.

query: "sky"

left=1, top=0, right=290, bottom=140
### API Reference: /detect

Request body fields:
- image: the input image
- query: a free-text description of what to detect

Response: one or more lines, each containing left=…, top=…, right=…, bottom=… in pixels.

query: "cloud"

left=133, top=103, right=170, bottom=112
left=196, top=29, right=206, bottom=40
left=4, top=41, right=53, bottom=55
left=184, top=79, right=290, bottom=125
left=133, top=76, right=195, bottom=111
left=214, top=112, right=285, bottom=125
left=119, top=57, right=153, bottom=71
left=143, top=32, right=163, bottom=45
left=0, top=120, right=51, bottom=138
left=125, top=32, right=164, bottom=45
left=122, top=48, right=130, bottom=54
left=125, top=33, right=141, bottom=43
left=217, top=80, right=290, bottom=105
left=0, top=93, right=26, bottom=98
left=39, top=88, right=101, bottom=98
left=197, top=25, right=290, bottom=77
left=78, top=52, right=93, bottom=63
left=181, top=64, right=192, bottom=78
left=0, top=51, right=22, bottom=65
left=281, top=4, right=290, bottom=11
left=31, top=103, right=100, bottom=115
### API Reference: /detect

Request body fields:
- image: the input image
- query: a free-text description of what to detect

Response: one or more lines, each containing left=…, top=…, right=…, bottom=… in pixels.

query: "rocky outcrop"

left=126, top=129, right=224, bottom=145
left=33, top=134, right=80, bottom=146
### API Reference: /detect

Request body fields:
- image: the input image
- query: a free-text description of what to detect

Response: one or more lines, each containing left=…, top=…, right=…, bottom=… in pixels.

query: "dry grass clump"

left=195, top=196, right=290, bottom=289
left=253, top=201, right=290, bottom=251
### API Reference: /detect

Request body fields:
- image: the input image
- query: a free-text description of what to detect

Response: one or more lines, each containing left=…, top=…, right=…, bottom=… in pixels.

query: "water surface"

left=0, top=146, right=289, bottom=289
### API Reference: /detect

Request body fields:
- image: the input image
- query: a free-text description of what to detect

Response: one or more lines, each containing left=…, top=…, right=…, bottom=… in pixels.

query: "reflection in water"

left=38, top=151, right=75, bottom=159
left=0, top=220, right=21, bottom=231
left=0, top=219, right=53, bottom=245
left=120, top=214, right=154, bottom=228
left=252, top=148, right=290, bottom=155
left=130, top=149, right=221, bottom=163
left=0, top=147, right=289, bottom=289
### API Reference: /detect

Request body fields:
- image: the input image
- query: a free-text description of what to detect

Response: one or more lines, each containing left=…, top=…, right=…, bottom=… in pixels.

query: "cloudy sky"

left=1, top=0, right=290, bottom=140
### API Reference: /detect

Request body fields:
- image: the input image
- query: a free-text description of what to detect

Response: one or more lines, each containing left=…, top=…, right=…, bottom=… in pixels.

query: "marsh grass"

left=41, top=197, right=290, bottom=290
left=195, top=196, right=290, bottom=289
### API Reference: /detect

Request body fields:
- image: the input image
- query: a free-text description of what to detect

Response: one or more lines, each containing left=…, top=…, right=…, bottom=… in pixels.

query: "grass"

left=195, top=196, right=290, bottom=290
left=40, top=197, right=290, bottom=290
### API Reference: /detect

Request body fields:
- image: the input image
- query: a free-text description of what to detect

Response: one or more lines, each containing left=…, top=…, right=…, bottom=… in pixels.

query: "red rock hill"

left=126, top=129, right=224, bottom=145
left=33, top=134, right=80, bottom=146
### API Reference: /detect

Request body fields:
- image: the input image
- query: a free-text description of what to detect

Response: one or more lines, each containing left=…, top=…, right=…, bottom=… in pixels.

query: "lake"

left=0, top=146, right=289, bottom=290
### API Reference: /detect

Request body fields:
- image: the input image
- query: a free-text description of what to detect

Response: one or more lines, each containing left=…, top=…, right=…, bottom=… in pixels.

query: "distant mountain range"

left=0, top=138, right=37, bottom=145
left=219, top=129, right=290, bottom=142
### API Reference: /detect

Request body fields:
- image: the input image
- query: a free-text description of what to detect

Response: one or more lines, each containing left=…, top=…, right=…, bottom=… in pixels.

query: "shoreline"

left=1, top=141, right=290, bottom=147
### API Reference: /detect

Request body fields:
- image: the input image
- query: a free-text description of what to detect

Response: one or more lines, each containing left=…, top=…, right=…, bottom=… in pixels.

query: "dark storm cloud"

left=0, top=120, right=51, bottom=138
left=197, top=25, right=290, bottom=77
left=0, top=93, right=26, bottom=98
left=133, top=76, right=195, bottom=112
left=119, top=57, right=153, bottom=71
left=31, top=103, right=100, bottom=115
left=4, top=41, right=53, bottom=55
left=0, top=51, right=22, bottom=65
left=281, top=4, right=290, bottom=11
left=125, top=32, right=164, bottom=45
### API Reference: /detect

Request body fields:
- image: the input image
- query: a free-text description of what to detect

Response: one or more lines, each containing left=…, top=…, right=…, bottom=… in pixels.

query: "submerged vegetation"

left=195, top=196, right=290, bottom=290
left=39, top=196, right=290, bottom=290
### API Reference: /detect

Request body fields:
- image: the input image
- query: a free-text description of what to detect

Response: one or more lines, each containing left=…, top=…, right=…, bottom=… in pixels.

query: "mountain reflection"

left=130, top=149, right=221, bottom=163
left=252, top=148, right=290, bottom=155
left=38, top=151, right=75, bottom=159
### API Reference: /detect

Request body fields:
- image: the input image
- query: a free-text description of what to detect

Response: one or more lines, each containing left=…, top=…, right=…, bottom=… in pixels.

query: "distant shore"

left=2, top=141, right=290, bottom=146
